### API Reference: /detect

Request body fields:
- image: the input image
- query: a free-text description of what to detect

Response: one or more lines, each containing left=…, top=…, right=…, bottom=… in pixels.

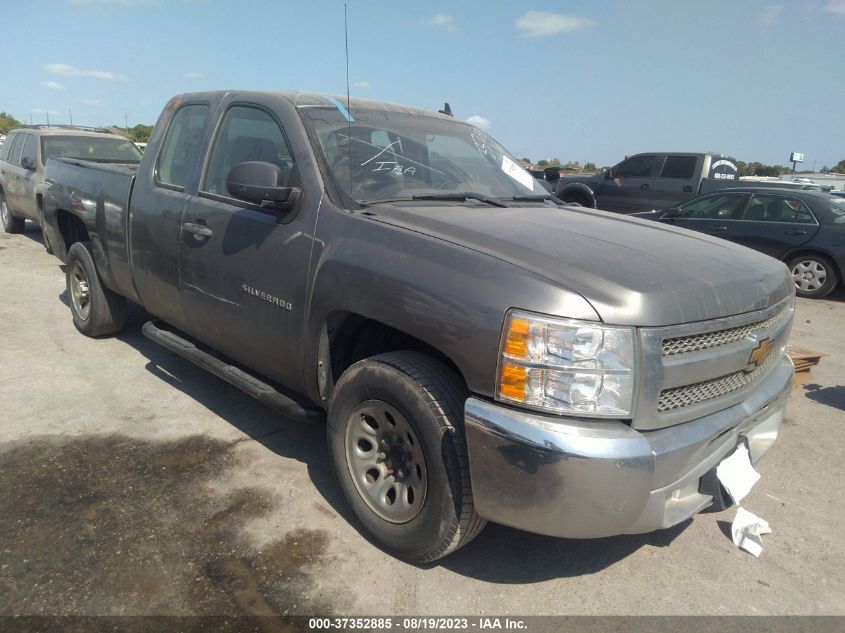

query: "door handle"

left=709, top=225, right=728, bottom=232
left=682, top=185, right=694, bottom=192
left=784, top=230, right=807, bottom=236
left=183, top=222, right=213, bottom=238
left=640, top=184, right=650, bottom=190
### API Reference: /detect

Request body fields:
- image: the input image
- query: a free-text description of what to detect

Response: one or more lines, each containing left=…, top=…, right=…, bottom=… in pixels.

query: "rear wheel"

left=327, top=351, right=485, bottom=562
left=1, top=191, right=25, bottom=234
left=788, top=254, right=838, bottom=299
left=66, top=242, right=127, bottom=336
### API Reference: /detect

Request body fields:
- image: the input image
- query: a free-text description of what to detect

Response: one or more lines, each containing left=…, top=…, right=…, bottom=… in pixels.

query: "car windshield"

left=41, top=136, right=142, bottom=165
left=298, top=98, right=545, bottom=205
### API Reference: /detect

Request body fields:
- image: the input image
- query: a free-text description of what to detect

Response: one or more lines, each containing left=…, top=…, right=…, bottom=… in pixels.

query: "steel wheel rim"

left=0, top=196, right=8, bottom=226
left=344, top=399, right=428, bottom=524
left=792, top=260, right=826, bottom=292
left=70, top=261, right=91, bottom=320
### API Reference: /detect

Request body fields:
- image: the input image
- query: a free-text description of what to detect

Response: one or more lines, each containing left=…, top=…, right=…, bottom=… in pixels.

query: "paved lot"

left=1, top=225, right=843, bottom=616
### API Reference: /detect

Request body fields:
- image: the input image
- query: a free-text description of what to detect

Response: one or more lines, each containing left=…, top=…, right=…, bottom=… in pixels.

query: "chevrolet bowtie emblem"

left=748, top=338, right=774, bottom=369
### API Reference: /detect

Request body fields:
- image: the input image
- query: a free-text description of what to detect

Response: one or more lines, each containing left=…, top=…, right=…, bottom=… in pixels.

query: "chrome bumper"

left=464, top=355, right=793, bottom=539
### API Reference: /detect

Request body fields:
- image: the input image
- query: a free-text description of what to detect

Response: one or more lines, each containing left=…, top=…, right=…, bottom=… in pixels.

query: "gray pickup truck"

left=43, top=91, right=795, bottom=562
left=553, top=152, right=742, bottom=213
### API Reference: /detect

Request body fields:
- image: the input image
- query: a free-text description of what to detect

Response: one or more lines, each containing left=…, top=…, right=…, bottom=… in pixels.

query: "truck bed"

left=43, top=157, right=139, bottom=301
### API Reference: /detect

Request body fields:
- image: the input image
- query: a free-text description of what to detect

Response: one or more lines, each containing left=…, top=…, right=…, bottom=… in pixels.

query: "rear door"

left=178, top=100, right=315, bottom=389
left=2, top=132, right=25, bottom=212
left=729, top=193, right=819, bottom=257
left=595, top=154, right=660, bottom=213
left=662, top=192, right=748, bottom=239
left=650, top=154, right=701, bottom=210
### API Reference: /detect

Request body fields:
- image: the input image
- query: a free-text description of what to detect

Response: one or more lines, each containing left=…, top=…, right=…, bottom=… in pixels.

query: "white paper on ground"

left=731, top=506, right=772, bottom=557
left=716, top=444, right=760, bottom=503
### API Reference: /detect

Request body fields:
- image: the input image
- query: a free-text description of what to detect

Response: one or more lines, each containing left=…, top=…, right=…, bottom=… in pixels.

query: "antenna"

left=344, top=3, right=352, bottom=195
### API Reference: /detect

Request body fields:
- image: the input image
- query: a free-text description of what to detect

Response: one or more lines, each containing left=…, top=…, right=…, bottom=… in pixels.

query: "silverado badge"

left=746, top=338, right=774, bottom=371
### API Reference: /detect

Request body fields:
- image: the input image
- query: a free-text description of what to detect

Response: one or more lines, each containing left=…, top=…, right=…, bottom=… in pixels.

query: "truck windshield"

left=41, top=136, right=142, bottom=165
left=298, top=98, right=545, bottom=205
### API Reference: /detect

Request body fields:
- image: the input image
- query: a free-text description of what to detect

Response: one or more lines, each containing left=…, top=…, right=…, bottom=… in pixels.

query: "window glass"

left=41, top=136, right=140, bottom=165
left=675, top=193, right=745, bottom=219
left=741, top=195, right=816, bottom=224
left=156, top=104, right=209, bottom=189
left=7, top=133, right=23, bottom=165
left=661, top=155, right=697, bottom=179
left=21, top=134, right=38, bottom=166
left=0, top=133, right=14, bottom=161
left=202, top=106, right=296, bottom=198
left=614, top=155, right=657, bottom=178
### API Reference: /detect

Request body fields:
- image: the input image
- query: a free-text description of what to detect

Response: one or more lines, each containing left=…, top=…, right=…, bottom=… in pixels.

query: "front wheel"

left=788, top=254, right=838, bottom=299
left=66, top=242, right=127, bottom=336
left=327, top=351, right=485, bottom=562
left=1, top=191, right=25, bottom=234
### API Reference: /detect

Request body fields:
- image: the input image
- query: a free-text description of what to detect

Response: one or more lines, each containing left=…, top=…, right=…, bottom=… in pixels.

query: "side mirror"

left=21, top=157, right=36, bottom=171
left=543, top=167, right=560, bottom=183
left=226, top=161, right=299, bottom=211
left=664, top=207, right=681, bottom=218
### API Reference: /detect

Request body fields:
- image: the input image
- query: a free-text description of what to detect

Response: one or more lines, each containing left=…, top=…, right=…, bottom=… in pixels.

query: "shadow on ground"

left=803, top=383, right=845, bottom=412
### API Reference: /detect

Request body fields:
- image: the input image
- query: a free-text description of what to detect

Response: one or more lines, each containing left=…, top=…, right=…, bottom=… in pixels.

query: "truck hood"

left=369, top=204, right=792, bottom=326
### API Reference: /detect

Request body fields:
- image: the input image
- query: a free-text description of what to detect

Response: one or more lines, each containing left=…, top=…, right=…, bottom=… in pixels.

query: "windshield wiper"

left=510, top=194, right=567, bottom=205
left=411, top=192, right=509, bottom=208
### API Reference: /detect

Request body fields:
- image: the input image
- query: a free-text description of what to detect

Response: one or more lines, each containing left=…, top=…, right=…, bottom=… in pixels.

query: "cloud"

left=758, top=5, right=782, bottom=25
left=40, top=81, right=66, bottom=91
left=466, top=115, right=491, bottom=131
left=45, top=63, right=127, bottom=81
left=184, top=72, right=204, bottom=79
left=515, top=11, right=597, bottom=37
left=824, top=0, right=845, bottom=14
left=424, top=14, right=457, bottom=31
left=80, top=99, right=107, bottom=107
left=351, top=80, right=370, bottom=89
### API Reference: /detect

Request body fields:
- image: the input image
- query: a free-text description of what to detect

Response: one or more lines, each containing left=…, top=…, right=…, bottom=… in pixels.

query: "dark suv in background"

left=633, top=188, right=845, bottom=298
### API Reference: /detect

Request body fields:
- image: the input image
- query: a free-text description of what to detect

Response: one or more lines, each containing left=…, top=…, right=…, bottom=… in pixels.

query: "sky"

left=2, top=0, right=844, bottom=169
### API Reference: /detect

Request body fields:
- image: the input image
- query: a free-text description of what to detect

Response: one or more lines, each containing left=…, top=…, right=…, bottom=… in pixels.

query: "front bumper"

left=464, top=354, right=793, bottom=538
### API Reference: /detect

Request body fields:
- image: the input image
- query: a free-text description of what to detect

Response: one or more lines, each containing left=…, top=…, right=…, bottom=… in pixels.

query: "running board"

left=142, top=320, right=323, bottom=422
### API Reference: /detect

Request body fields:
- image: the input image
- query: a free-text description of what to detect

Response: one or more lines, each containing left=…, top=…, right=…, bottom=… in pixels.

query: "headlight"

left=497, top=310, right=636, bottom=417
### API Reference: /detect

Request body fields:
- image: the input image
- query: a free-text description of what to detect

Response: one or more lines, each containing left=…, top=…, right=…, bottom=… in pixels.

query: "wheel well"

left=56, top=210, right=90, bottom=260
left=784, top=250, right=841, bottom=282
left=558, top=188, right=594, bottom=207
left=322, top=312, right=466, bottom=400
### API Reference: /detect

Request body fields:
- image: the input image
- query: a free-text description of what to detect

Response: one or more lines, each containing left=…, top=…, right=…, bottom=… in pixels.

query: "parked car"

left=43, top=90, right=794, bottom=562
left=632, top=188, right=845, bottom=298
left=0, top=126, right=141, bottom=241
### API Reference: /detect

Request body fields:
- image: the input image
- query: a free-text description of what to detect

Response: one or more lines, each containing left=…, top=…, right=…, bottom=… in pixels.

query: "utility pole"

left=69, top=109, right=73, bottom=127
left=124, top=114, right=129, bottom=137
left=46, top=112, right=51, bottom=129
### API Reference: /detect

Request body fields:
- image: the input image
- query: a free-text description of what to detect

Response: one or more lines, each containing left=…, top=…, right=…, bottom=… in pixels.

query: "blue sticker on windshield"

left=326, top=97, right=354, bottom=122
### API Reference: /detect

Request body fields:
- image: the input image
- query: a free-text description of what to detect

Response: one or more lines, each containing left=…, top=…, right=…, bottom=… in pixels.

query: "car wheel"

left=327, top=351, right=486, bottom=562
left=66, top=241, right=127, bottom=337
left=788, top=254, right=838, bottom=299
left=1, top=191, right=25, bottom=234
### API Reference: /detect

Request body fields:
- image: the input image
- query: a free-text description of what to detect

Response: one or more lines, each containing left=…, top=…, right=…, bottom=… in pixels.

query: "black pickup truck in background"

left=547, top=152, right=830, bottom=214
left=42, top=91, right=795, bottom=562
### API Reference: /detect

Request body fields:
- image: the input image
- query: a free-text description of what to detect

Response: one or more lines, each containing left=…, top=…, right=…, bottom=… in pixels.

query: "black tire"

left=65, top=241, right=127, bottom=337
left=1, top=190, right=25, bottom=234
left=787, top=253, right=839, bottom=299
left=327, top=351, right=485, bottom=562
left=558, top=189, right=592, bottom=208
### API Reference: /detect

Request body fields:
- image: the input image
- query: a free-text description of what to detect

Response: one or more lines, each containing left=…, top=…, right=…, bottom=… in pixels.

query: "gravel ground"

left=1, top=225, right=843, bottom=617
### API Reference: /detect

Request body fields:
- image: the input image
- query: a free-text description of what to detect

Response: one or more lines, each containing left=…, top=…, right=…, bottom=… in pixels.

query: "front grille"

left=662, top=307, right=787, bottom=357
left=657, top=351, right=778, bottom=412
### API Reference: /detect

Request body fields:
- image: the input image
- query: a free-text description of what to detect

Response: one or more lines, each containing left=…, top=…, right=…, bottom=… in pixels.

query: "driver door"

left=178, top=102, right=314, bottom=389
